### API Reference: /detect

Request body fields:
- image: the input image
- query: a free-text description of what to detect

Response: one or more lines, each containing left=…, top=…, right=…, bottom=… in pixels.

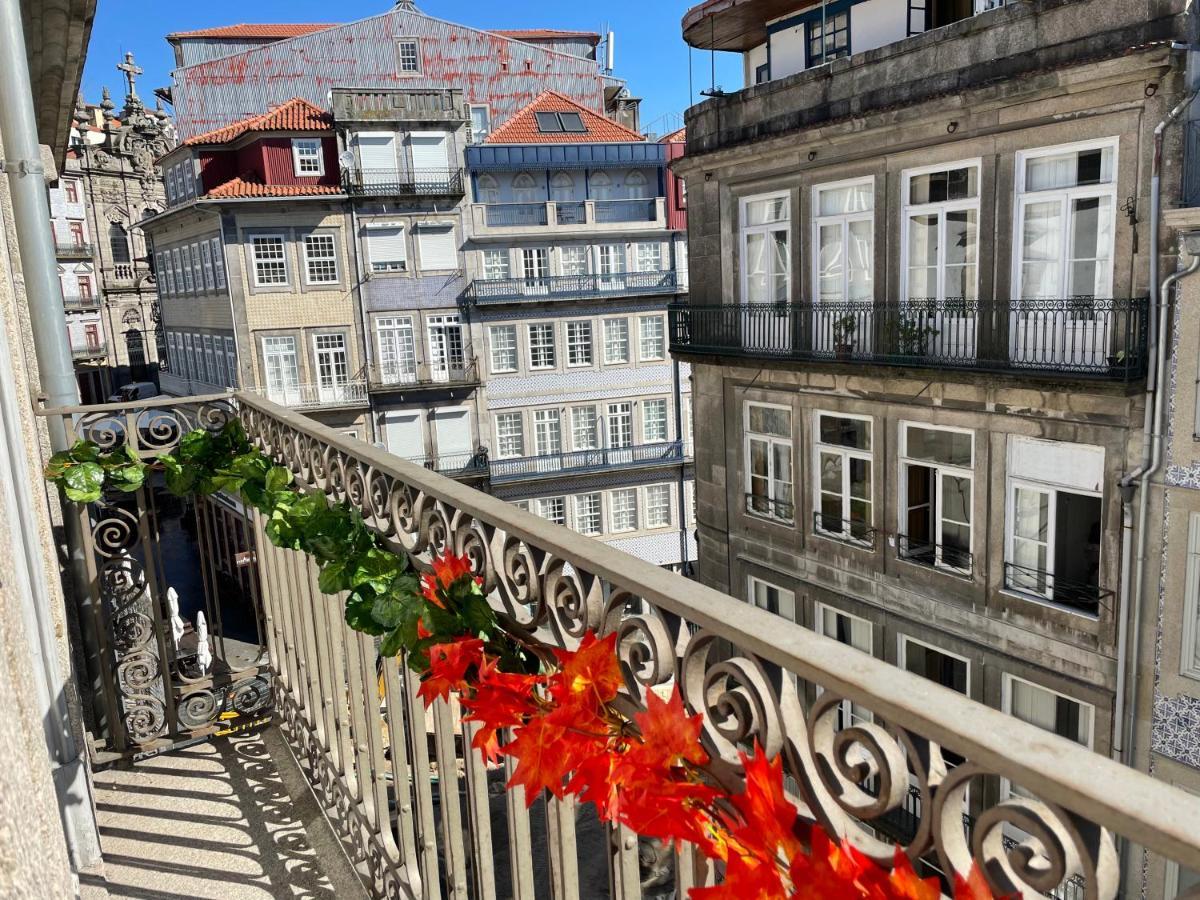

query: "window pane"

left=749, top=404, right=791, bottom=438
left=1020, top=200, right=1063, bottom=298
left=575, top=494, right=602, bottom=535
left=905, top=426, right=972, bottom=467
left=496, top=413, right=524, bottom=458
left=745, top=196, right=788, bottom=226
left=818, top=183, right=872, bottom=216
left=567, top=321, right=593, bottom=366
left=572, top=407, right=598, bottom=450
left=489, top=325, right=517, bottom=373
left=639, top=316, right=665, bottom=360
left=645, top=484, right=671, bottom=528
left=642, top=399, right=668, bottom=442
left=604, top=318, right=629, bottom=363
left=1025, top=147, right=1113, bottom=192
left=819, top=415, right=870, bottom=450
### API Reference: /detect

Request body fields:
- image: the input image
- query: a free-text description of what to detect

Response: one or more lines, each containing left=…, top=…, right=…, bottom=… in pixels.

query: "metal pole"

left=0, top=0, right=100, bottom=869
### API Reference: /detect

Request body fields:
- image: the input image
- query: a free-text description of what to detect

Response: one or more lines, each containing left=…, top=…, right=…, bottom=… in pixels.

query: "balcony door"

left=901, top=162, right=979, bottom=363
left=1012, top=141, right=1116, bottom=372
left=432, top=406, right=472, bottom=468
left=812, top=179, right=873, bottom=357
left=739, top=192, right=792, bottom=354
left=427, top=314, right=465, bottom=382
left=262, top=336, right=301, bottom=406
left=355, top=132, right=397, bottom=187
left=520, top=248, right=550, bottom=296
left=409, top=132, right=447, bottom=176
left=313, top=333, right=350, bottom=402
left=376, top=316, right=417, bottom=385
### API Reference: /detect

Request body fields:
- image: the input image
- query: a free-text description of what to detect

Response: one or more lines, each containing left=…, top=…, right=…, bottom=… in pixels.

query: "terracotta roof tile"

left=167, top=23, right=334, bottom=40
left=491, top=28, right=601, bottom=45
left=183, top=97, right=331, bottom=146
left=660, top=127, right=686, bottom=143
left=486, top=91, right=644, bottom=145
left=205, top=177, right=342, bottom=199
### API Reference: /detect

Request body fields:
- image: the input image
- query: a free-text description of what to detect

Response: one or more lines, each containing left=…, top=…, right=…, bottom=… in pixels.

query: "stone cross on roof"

left=117, top=51, right=142, bottom=101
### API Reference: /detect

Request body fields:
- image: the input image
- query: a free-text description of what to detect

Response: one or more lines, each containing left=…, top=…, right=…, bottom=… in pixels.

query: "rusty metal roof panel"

left=172, top=7, right=611, bottom=141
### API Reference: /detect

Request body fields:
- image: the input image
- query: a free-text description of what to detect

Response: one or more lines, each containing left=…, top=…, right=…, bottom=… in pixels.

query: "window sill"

left=813, top=529, right=875, bottom=552
left=896, top=555, right=973, bottom=581
left=998, top=587, right=1101, bottom=621
left=744, top=509, right=795, bottom=528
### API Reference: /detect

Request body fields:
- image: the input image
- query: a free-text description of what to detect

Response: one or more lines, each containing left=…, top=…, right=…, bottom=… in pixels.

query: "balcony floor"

left=79, top=728, right=365, bottom=900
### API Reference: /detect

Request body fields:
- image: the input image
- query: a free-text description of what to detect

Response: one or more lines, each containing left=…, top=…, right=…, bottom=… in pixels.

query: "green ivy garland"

left=44, top=420, right=535, bottom=674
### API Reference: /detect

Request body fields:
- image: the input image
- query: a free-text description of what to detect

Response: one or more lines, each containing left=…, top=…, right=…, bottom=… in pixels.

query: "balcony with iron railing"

left=366, top=357, right=480, bottom=393
left=404, top=448, right=490, bottom=479
left=490, top=440, right=690, bottom=485
left=669, top=298, right=1150, bottom=382
left=466, top=269, right=683, bottom=305
left=55, top=241, right=93, bottom=258
left=36, top=391, right=1200, bottom=898
left=341, top=167, right=465, bottom=198
left=63, top=295, right=101, bottom=311
left=71, top=341, right=107, bottom=360
left=470, top=198, right=667, bottom=235
left=250, top=379, right=369, bottom=411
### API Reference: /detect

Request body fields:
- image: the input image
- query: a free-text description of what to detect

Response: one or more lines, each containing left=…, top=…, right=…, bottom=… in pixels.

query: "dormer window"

left=397, top=39, right=420, bottom=74
left=292, top=138, right=324, bottom=177
left=535, top=111, right=586, bottom=134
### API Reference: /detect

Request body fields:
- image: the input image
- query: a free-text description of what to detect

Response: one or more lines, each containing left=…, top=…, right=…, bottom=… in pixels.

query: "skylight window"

left=535, top=111, right=588, bottom=134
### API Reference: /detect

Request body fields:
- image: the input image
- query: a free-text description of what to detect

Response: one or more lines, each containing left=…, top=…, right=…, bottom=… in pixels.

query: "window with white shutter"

left=365, top=225, right=406, bottom=273
left=417, top=225, right=457, bottom=271
left=211, top=237, right=226, bottom=289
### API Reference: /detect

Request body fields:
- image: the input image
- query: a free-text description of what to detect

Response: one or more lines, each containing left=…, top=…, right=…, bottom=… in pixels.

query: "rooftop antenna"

left=699, top=15, right=724, bottom=97
left=605, top=29, right=615, bottom=74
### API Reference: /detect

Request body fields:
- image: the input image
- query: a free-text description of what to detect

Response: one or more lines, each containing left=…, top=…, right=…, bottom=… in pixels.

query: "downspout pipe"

left=1113, top=87, right=1200, bottom=769
left=0, top=0, right=101, bottom=870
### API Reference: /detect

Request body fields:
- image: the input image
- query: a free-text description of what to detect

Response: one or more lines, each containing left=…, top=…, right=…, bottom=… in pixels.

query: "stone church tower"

left=65, top=53, right=175, bottom=388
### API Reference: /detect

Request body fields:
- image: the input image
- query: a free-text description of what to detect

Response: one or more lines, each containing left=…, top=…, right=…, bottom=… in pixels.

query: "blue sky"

left=81, top=0, right=742, bottom=134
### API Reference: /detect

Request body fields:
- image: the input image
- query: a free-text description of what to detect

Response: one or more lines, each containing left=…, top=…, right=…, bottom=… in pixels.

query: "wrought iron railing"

left=897, top=532, right=974, bottom=574
left=669, top=298, right=1150, bottom=381
left=71, top=342, right=107, bottom=359
left=63, top=296, right=101, bottom=311
left=42, top=391, right=1200, bottom=899
left=254, top=379, right=369, bottom=410
left=466, top=270, right=682, bottom=304
left=55, top=241, right=93, bottom=258
left=341, top=167, right=465, bottom=197
left=490, top=440, right=688, bottom=484
left=745, top=491, right=795, bottom=523
left=1003, top=561, right=1113, bottom=615
left=367, top=358, right=480, bottom=392
left=554, top=200, right=586, bottom=224
left=405, top=449, right=489, bottom=478
left=483, top=202, right=548, bottom=227
left=595, top=198, right=657, bottom=223
left=812, top=510, right=877, bottom=547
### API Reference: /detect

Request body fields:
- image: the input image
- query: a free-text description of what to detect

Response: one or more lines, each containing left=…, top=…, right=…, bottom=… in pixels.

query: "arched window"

left=512, top=172, right=537, bottom=204
left=125, top=329, right=146, bottom=370
left=625, top=171, right=649, bottom=199
left=590, top=171, right=612, bottom=201
left=550, top=172, right=574, bottom=203
left=109, top=223, right=131, bottom=264
left=477, top=174, right=500, bottom=204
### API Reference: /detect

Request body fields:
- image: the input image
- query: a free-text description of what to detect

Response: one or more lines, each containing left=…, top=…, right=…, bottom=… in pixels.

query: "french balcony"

left=341, top=167, right=465, bottom=198
left=404, top=448, right=489, bottom=480
left=490, top=439, right=690, bottom=485
left=466, top=269, right=683, bottom=305
left=469, top=197, right=666, bottom=236
left=252, top=379, right=369, bottom=411
left=71, top=342, right=107, bottom=360
left=669, top=298, right=1150, bottom=382
left=63, top=295, right=101, bottom=311
left=55, top=241, right=93, bottom=258
left=37, top=391, right=1200, bottom=899
left=366, top=358, right=480, bottom=393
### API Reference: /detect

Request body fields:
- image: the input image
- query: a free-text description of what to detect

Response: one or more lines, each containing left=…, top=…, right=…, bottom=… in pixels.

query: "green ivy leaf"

left=317, top=558, right=352, bottom=594
left=351, top=548, right=402, bottom=592
left=45, top=450, right=75, bottom=479
left=459, top=590, right=497, bottom=638
left=177, top=428, right=213, bottom=463
left=159, top=454, right=195, bottom=496
left=107, top=463, right=146, bottom=493
left=62, top=462, right=104, bottom=502
left=264, top=465, right=292, bottom=493
left=71, top=441, right=101, bottom=463
left=345, top=589, right=388, bottom=636
left=379, top=627, right=406, bottom=658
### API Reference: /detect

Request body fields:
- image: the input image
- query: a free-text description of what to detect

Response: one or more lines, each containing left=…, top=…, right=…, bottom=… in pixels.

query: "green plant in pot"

left=894, top=314, right=940, bottom=357
left=832, top=313, right=858, bottom=359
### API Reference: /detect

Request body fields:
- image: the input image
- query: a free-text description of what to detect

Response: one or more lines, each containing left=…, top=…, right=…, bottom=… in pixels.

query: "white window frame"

left=812, top=410, right=873, bottom=545
left=608, top=488, right=638, bottom=533
left=643, top=483, right=672, bottom=530
left=641, top=398, right=669, bottom=444
left=397, top=38, right=421, bottom=75
left=291, top=138, right=325, bottom=177
left=535, top=496, right=567, bottom=526
left=495, top=412, right=525, bottom=459
left=566, top=320, right=593, bottom=367
left=744, top=400, right=795, bottom=524
left=483, top=248, right=510, bottom=281
left=364, top=222, right=407, bottom=273
left=898, top=634, right=971, bottom=696
left=180, top=245, right=194, bottom=293
left=469, top=104, right=491, bottom=143
left=811, top=176, right=874, bottom=304
left=303, top=232, right=340, bottom=285
left=573, top=493, right=603, bottom=536
left=899, top=158, right=981, bottom=303
left=606, top=402, right=633, bottom=450
left=1183, top=512, right=1200, bottom=682
left=747, top=575, right=797, bottom=622
left=814, top=602, right=873, bottom=725
left=1012, top=137, right=1118, bottom=301
left=571, top=406, right=599, bottom=451
left=200, top=240, right=215, bottom=291
left=527, top=322, right=556, bottom=370
left=1000, top=673, right=1095, bottom=801
left=251, top=234, right=288, bottom=287
left=637, top=314, right=666, bottom=362
left=533, top=408, right=562, bottom=457
left=561, top=245, right=589, bottom=276
left=739, top=190, right=791, bottom=305
left=636, top=241, right=663, bottom=273
left=488, top=324, right=518, bottom=374
left=603, top=317, right=629, bottom=365
left=898, top=420, right=974, bottom=574
left=190, top=242, right=203, bottom=290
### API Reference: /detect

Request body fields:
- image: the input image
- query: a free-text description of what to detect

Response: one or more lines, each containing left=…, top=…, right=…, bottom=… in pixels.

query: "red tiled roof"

left=205, top=178, right=341, bottom=199
left=660, top=127, right=686, bottom=143
left=183, top=97, right=331, bottom=146
left=486, top=91, right=644, bottom=145
left=491, top=28, right=601, bottom=45
left=167, top=23, right=335, bottom=40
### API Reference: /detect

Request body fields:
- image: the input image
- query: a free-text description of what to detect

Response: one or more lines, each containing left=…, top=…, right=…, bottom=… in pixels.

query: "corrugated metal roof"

left=172, top=7, right=610, bottom=141
left=490, top=28, right=601, bottom=45
left=466, top=142, right=666, bottom=171
left=168, top=23, right=335, bottom=40
left=485, top=90, right=644, bottom=144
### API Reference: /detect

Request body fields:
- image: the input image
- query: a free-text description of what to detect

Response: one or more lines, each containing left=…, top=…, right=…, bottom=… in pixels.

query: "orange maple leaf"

left=551, top=631, right=624, bottom=709
left=953, top=864, right=998, bottom=900
left=417, top=637, right=485, bottom=707
left=691, top=851, right=789, bottom=900
left=886, top=849, right=942, bottom=900
left=728, top=744, right=804, bottom=866
left=629, top=687, right=709, bottom=769
left=461, top=658, right=545, bottom=765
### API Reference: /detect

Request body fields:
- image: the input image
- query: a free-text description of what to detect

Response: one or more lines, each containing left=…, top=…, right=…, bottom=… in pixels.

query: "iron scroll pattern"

left=239, top=404, right=1120, bottom=900
left=70, top=399, right=261, bottom=748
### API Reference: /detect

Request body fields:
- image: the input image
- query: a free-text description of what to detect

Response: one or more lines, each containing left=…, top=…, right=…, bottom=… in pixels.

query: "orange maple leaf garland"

left=410, top=552, right=1000, bottom=899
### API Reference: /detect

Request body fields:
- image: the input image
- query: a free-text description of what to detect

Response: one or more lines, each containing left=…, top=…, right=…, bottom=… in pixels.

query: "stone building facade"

left=674, top=0, right=1196, bottom=892
left=62, top=54, right=174, bottom=392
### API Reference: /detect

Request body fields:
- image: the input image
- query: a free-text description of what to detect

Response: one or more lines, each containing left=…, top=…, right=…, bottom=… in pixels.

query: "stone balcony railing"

left=41, top=391, right=1200, bottom=899
left=469, top=197, right=667, bottom=236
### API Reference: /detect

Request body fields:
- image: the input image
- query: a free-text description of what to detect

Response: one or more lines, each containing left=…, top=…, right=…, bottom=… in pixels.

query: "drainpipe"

left=673, top=357, right=689, bottom=575
left=0, top=0, right=101, bottom=870
left=1113, top=88, right=1200, bottom=771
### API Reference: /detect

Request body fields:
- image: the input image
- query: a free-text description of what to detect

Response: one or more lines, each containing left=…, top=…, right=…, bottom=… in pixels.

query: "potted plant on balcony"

left=1107, top=349, right=1128, bottom=376
left=832, top=313, right=857, bottom=360
left=893, top=314, right=940, bottom=358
